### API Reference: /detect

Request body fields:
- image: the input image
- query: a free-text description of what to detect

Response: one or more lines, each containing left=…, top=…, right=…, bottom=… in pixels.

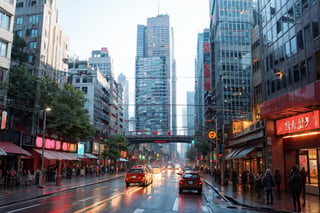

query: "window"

left=16, top=30, right=23, bottom=37
left=16, top=2, right=24, bottom=7
left=81, top=87, right=88, bottom=94
left=0, top=40, right=8, bottom=57
left=293, top=65, right=300, bottom=82
left=300, top=60, right=307, bottom=79
left=312, top=21, right=319, bottom=38
left=29, top=42, right=37, bottom=49
left=16, top=17, right=23, bottom=25
left=304, top=25, right=311, bottom=45
left=28, top=55, right=33, bottom=62
left=290, top=37, right=297, bottom=55
left=29, top=15, right=39, bottom=24
left=75, top=78, right=80, bottom=83
left=297, top=30, right=304, bottom=50
left=0, top=9, right=10, bottom=30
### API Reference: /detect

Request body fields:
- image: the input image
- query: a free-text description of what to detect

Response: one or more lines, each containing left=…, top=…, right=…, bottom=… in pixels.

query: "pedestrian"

left=231, top=169, right=238, bottom=192
left=27, top=170, right=33, bottom=186
left=288, top=166, right=302, bottom=212
left=95, top=165, right=99, bottom=177
left=262, top=168, right=274, bottom=205
left=224, top=169, right=230, bottom=186
left=241, top=171, right=247, bottom=193
left=249, top=172, right=254, bottom=192
left=300, top=167, right=307, bottom=207
left=255, top=171, right=262, bottom=198
left=274, top=169, right=281, bottom=199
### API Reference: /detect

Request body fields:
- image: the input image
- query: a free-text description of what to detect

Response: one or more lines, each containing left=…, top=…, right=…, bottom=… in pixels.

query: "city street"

left=0, top=170, right=272, bottom=213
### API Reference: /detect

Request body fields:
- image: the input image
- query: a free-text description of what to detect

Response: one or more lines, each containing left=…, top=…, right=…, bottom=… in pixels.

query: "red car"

left=125, top=167, right=153, bottom=187
left=179, top=171, right=203, bottom=194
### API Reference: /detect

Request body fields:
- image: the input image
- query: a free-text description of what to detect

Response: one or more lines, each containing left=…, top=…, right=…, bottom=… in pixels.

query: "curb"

left=0, top=175, right=124, bottom=208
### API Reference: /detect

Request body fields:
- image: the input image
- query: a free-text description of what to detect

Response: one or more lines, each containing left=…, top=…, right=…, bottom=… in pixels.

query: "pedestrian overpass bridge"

left=126, top=135, right=194, bottom=146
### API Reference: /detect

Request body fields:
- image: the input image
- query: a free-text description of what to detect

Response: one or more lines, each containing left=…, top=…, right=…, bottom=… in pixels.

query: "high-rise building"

left=135, top=14, right=176, bottom=160
left=186, top=91, right=195, bottom=136
left=194, top=30, right=209, bottom=135
left=0, top=0, right=16, bottom=106
left=209, top=0, right=254, bottom=135
left=118, top=73, right=129, bottom=135
left=89, top=48, right=113, bottom=80
left=14, top=0, right=69, bottom=84
left=135, top=15, right=175, bottom=135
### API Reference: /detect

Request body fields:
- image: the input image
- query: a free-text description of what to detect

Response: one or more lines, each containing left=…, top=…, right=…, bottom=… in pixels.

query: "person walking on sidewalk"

left=289, top=166, right=302, bottom=212
left=300, top=167, right=307, bottom=207
left=231, top=169, right=238, bottom=192
left=255, top=171, right=262, bottom=198
left=262, top=168, right=274, bottom=205
left=249, top=172, right=254, bottom=192
left=241, top=171, right=248, bottom=193
left=274, top=169, right=281, bottom=199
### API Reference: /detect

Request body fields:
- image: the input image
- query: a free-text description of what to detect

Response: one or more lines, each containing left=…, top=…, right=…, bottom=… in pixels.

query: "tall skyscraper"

left=135, top=14, right=176, bottom=160
left=135, top=15, right=175, bottom=135
left=89, top=48, right=113, bottom=80
left=186, top=91, right=195, bottom=136
left=118, top=73, right=129, bottom=134
left=14, top=0, right=69, bottom=84
left=210, top=0, right=254, bottom=133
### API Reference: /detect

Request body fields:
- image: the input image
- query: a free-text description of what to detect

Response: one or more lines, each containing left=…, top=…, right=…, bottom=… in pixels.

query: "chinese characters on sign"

left=276, top=110, right=320, bottom=135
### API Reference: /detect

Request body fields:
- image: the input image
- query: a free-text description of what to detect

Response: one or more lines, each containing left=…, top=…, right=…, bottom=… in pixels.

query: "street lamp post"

left=39, top=107, right=51, bottom=188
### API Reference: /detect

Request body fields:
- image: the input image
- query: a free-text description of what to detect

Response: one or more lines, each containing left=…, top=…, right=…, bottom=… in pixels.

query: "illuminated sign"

left=208, top=130, right=216, bottom=139
left=276, top=110, right=320, bottom=135
left=78, top=143, right=85, bottom=155
left=36, top=137, right=75, bottom=152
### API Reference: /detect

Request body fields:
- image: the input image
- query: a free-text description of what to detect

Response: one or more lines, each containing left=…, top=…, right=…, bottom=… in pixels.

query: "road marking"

left=172, top=197, right=179, bottom=211
left=7, top=204, right=40, bottom=213
left=133, top=209, right=144, bottom=213
left=79, top=196, right=94, bottom=202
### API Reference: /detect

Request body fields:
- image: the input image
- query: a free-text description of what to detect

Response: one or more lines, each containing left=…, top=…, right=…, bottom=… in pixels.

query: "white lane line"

left=6, top=204, right=40, bottom=213
left=202, top=206, right=209, bottom=212
left=172, top=197, right=179, bottom=211
left=79, top=196, right=94, bottom=202
left=133, top=209, right=144, bottom=213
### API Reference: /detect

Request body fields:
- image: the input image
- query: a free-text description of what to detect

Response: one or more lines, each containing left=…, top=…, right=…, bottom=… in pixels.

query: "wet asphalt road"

left=0, top=170, right=272, bottom=213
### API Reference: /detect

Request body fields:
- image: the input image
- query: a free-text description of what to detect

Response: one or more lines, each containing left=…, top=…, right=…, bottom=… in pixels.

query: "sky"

left=58, top=0, right=209, bottom=131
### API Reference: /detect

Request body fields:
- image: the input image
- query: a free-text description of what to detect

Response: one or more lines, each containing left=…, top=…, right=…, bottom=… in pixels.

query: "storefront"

left=276, top=110, right=320, bottom=195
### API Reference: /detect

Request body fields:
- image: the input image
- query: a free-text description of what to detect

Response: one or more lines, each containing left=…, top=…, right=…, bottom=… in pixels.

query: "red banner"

left=204, top=64, right=210, bottom=91
left=203, top=43, right=210, bottom=53
left=276, top=110, right=320, bottom=135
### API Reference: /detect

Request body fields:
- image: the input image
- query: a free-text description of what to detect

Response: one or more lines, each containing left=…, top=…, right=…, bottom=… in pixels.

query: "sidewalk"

left=202, top=173, right=320, bottom=213
left=0, top=172, right=125, bottom=207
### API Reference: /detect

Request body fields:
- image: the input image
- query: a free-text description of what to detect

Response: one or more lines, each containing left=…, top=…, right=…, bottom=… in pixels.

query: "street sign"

left=208, top=130, right=216, bottom=139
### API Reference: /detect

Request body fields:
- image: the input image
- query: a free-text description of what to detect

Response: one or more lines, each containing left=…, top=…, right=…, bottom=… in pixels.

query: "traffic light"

left=191, top=140, right=195, bottom=145
left=167, top=130, right=171, bottom=136
left=153, top=130, right=158, bottom=135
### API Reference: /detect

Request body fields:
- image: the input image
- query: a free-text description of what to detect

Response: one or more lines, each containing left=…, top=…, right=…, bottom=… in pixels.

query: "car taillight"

left=198, top=180, right=203, bottom=185
left=179, top=180, right=184, bottom=185
left=141, top=173, right=145, bottom=176
left=125, top=173, right=129, bottom=176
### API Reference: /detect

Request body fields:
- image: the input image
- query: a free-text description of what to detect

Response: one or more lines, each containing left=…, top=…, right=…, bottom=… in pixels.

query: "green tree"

left=45, top=84, right=95, bottom=143
left=102, top=134, right=128, bottom=162
left=186, top=147, right=197, bottom=162
left=11, top=34, right=28, bottom=64
left=194, top=138, right=209, bottom=157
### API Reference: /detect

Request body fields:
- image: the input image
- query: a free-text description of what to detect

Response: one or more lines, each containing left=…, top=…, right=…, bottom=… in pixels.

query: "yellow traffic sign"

left=208, top=130, right=216, bottom=139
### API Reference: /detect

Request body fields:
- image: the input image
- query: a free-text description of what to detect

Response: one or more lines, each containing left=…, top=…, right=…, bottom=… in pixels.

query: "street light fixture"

left=39, top=107, right=51, bottom=188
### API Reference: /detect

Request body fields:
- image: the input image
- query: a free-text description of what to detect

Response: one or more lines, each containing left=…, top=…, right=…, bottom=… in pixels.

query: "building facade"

left=14, top=0, right=69, bottom=84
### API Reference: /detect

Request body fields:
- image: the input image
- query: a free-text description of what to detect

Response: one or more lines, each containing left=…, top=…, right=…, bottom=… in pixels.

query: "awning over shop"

left=72, top=153, right=87, bottom=159
left=225, top=144, right=262, bottom=160
left=85, top=153, right=99, bottom=159
left=118, top=158, right=128, bottom=162
left=33, top=149, right=79, bottom=160
left=0, top=142, right=31, bottom=156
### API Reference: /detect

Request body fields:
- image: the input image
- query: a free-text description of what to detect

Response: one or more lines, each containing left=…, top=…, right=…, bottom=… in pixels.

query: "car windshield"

left=183, top=173, right=200, bottom=179
left=127, top=169, right=143, bottom=174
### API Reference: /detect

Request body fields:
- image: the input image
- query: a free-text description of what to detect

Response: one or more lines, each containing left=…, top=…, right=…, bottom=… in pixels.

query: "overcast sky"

left=58, top=0, right=209, bottom=131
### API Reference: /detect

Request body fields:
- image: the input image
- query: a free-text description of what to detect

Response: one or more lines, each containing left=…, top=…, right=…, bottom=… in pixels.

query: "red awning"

left=33, top=149, right=79, bottom=160
left=0, top=142, right=31, bottom=155
left=260, top=80, right=320, bottom=120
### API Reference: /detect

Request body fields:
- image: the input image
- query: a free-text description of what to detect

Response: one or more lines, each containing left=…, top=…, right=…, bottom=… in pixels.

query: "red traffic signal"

left=153, top=130, right=158, bottom=135
left=167, top=130, right=171, bottom=136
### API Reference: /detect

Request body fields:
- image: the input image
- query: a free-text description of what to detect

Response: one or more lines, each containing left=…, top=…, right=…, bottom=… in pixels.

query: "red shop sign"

left=276, top=110, right=320, bottom=135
